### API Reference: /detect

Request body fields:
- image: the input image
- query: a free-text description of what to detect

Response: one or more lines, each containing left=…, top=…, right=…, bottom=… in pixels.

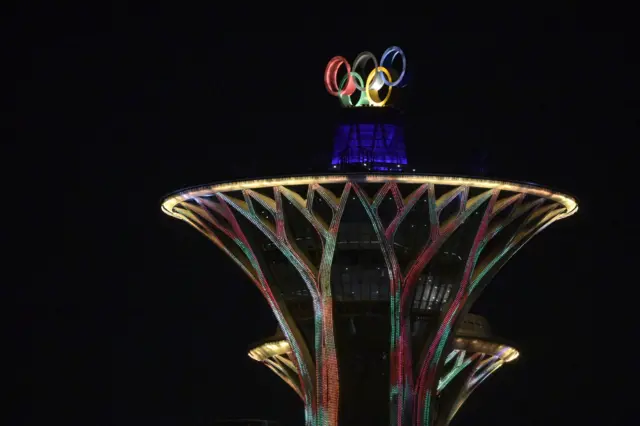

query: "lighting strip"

left=162, top=175, right=578, bottom=221
left=437, top=352, right=480, bottom=393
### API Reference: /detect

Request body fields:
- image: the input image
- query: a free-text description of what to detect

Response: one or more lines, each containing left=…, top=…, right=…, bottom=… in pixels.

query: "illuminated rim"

left=248, top=337, right=519, bottom=364
left=161, top=174, right=578, bottom=218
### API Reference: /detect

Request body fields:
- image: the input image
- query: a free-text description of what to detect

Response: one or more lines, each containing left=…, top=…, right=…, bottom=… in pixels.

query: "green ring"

left=338, top=71, right=368, bottom=107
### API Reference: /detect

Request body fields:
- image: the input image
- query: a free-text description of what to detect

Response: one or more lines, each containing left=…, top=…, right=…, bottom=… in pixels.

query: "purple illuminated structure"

left=331, top=123, right=407, bottom=171
left=330, top=108, right=408, bottom=172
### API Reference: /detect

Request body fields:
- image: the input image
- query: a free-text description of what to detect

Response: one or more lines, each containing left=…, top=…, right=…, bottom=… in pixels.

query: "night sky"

left=14, top=7, right=626, bottom=426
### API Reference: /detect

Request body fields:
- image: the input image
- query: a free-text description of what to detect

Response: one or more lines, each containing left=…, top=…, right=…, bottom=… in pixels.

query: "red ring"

left=324, top=56, right=356, bottom=97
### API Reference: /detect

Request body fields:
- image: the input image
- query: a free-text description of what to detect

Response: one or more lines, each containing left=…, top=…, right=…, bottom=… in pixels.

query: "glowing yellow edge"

left=161, top=174, right=578, bottom=220
left=248, top=339, right=291, bottom=361
left=248, top=338, right=519, bottom=363
left=366, top=66, right=392, bottom=107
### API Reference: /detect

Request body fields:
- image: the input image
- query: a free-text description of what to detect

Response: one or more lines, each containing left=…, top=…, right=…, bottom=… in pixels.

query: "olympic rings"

left=324, top=46, right=407, bottom=107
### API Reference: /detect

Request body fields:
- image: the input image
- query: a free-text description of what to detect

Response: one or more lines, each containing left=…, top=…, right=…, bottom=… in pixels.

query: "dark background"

left=12, top=6, right=629, bottom=426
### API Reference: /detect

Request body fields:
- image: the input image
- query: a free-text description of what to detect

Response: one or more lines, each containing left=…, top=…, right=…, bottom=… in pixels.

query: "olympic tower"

left=161, top=46, right=577, bottom=426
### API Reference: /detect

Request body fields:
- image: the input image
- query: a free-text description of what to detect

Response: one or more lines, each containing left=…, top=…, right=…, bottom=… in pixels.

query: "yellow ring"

left=366, top=66, right=392, bottom=107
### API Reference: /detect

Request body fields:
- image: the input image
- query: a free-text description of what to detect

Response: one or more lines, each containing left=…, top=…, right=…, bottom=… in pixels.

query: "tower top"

left=324, top=46, right=407, bottom=108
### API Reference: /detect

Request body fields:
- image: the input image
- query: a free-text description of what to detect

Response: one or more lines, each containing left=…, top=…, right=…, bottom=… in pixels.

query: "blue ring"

left=380, top=46, right=407, bottom=87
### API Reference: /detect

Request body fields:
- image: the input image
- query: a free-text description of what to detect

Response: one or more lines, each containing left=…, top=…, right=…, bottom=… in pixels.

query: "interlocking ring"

left=324, top=56, right=355, bottom=97
left=324, top=46, right=407, bottom=107
left=379, top=46, right=406, bottom=87
left=338, top=72, right=367, bottom=107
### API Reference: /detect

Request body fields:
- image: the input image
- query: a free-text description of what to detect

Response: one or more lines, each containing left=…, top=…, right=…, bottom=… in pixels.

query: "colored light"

left=161, top=175, right=578, bottom=219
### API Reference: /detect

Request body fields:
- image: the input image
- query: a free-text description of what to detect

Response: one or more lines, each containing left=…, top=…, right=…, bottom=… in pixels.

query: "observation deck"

left=162, top=173, right=576, bottom=426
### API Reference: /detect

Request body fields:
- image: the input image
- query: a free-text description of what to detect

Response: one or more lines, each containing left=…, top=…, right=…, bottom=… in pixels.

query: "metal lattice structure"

left=331, top=123, right=407, bottom=171
left=249, top=313, right=519, bottom=426
left=161, top=174, right=577, bottom=426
